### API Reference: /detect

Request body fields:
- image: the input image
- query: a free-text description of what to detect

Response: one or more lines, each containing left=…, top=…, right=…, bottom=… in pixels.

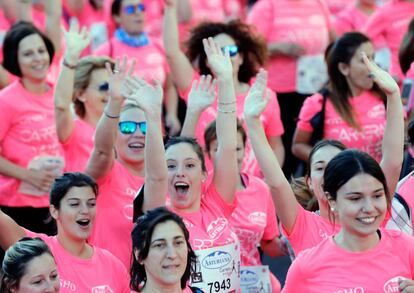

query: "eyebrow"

left=151, top=236, right=185, bottom=244
left=345, top=188, right=384, bottom=195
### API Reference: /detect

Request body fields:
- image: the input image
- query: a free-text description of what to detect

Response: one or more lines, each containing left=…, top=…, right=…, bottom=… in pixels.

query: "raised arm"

left=85, top=57, right=135, bottom=179
left=123, top=76, right=167, bottom=212
left=43, top=0, right=62, bottom=54
left=0, top=209, right=25, bottom=250
left=54, top=21, right=90, bottom=142
left=164, top=74, right=181, bottom=136
left=244, top=69, right=299, bottom=233
left=203, top=37, right=238, bottom=203
left=180, top=75, right=216, bottom=137
left=361, top=52, right=404, bottom=195
left=64, top=0, right=85, bottom=15
left=176, top=0, right=192, bottom=23
left=163, top=0, right=194, bottom=91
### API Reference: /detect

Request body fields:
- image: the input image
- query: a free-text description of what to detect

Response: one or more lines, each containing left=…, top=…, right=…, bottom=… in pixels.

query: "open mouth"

left=357, top=217, right=376, bottom=224
left=128, top=142, right=145, bottom=149
left=76, top=219, right=90, bottom=227
left=174, top=182, right=189, bottom=195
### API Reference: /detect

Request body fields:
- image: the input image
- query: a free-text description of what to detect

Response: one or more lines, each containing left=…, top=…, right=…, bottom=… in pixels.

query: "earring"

left=330, top=206, right=335, bottom=212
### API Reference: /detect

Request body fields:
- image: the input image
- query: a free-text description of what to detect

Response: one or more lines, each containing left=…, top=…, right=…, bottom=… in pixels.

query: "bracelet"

left=62, top=59, right=78, bottom=70
left=104, top=110, right=120, bottom=119
left=217, top=108, right=236, bottom=114
left=218, top=100, right=237, bottom=105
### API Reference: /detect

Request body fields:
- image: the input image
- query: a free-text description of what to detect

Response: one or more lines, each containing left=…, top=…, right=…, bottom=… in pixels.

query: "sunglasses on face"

left=123, top=3, right=145, bottom=14
left=119, top=121, right=147, bottom=135
left=221, top=45, right=239, bottom=57
left=97, top=82, right=109, bottom=92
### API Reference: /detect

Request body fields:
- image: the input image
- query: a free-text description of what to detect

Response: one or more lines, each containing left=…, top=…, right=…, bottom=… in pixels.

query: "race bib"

left=296, top=54, right=328, bottom=94
left=375, top=47, right=391, bottom=72
left=90, top=22, right=109, bottom=52
left=240, top=266, right=271, bottom=293
left=19, top=156, right=64, bottom=196
left=190, top=242, right=241, bottom=293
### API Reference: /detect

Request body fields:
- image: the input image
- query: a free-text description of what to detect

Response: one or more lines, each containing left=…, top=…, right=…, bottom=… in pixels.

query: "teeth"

left=129, top=143, right=144, bottom=148
left=359, top=217, right=375, bottom=223
left=175, top=183, right=188, bottom=187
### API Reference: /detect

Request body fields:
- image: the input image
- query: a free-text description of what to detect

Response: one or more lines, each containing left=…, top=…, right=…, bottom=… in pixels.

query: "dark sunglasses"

left=97, top=82, right=109, bottom=92
left=221, top=45, right=239, bottom=57
left=119, top=121, right=147, bottom=135
left=123, top=3, right=145, bottom=14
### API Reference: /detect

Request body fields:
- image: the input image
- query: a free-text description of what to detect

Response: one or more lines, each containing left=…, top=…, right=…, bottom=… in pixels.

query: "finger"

left=127, top=59, right=137, bottom=76
left=198, top=75, right=206, bottom=91
left=105, top=61, right=114, bottom=75
left=204, top=75, right=212, bottom=91
left=202, top=38, right=212, bottom=57
left=190, top=79, right=198, bottom=93
left=69, top=18, right=79, bottom=33
left=120, top=55, right=128, bottom=74
left=80, top=26, right=88, bottom=38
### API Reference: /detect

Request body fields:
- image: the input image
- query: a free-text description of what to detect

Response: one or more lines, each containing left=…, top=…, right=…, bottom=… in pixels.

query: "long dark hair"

left=399, top=17, right=414, bottom=75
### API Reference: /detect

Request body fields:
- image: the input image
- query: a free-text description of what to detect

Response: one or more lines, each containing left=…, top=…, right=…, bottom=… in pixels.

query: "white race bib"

left=190, top=242, right=241, bottom=293
left=375, top=47, right=391, bottom=72
left=240, top=266, right=271, bottom=293
left=296, top=54, right=328, bottom=94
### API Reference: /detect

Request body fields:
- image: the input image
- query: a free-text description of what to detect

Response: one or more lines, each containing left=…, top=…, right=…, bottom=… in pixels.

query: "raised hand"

left=187, top=75, right=217, bottom=113
left=203, top=37, right=233, bottom=79
left=105, top=56, right=136, bottom=102
left=362, top=52, right=400, bottom=97
left=243, top=69, right=271, bottom=119
left=63, top=20, right=91, bottom=57
left=123, top=76, right=164, bottom=114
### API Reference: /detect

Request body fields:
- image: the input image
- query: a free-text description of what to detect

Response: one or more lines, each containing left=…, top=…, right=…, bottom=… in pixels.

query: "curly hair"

left=185, top=20, right=268, bottom=83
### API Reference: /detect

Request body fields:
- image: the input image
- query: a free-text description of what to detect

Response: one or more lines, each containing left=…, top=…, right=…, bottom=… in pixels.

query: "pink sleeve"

left=262, top=188, right=279, bottom=240
left=204, top=183, right=237, bottom=219
left=177, top=70, right=199, bottom=102
left=0, top=96, right=14, bottom=142
left=362, top=8, right=388, bottom=48
left=24, top=229, right=51, bottom=245
left=246, top=0, right=272, bottom=40
left=297, top=93, right=324, bottom=132
left=282, top=255, right=308, bottom=292
left=262, top=90, right=284, bottom=137
left=317, top=0, right=333, bottom=31
left=333, top=10, right=353, bottom=35
left=93, top=41, right=111, bottom=56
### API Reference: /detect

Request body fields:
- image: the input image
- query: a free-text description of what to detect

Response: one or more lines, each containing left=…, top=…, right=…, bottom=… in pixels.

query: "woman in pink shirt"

left=54, top=22, right=114, bottom=173
left=180, top=71, right=284, bottom=292
left=0, top=237, right=60, bottom=293
left=131, top=207, right=202, bottom=293
left=0, top=172, right=130, bottom=292
left=0, top=22, right=64, bottom=235
left=96, top=0, right=181, bottom=136
left=293, top=32, right=388, bottom=163
left=245, top=50, right=404, bottom=257
left=136, top=38, right=242, bottom=292
left=334, top=0, right=377, bottom=36
left=283, top=149, right=414, bottom=292
left=164, top=0, right=284, bottom=178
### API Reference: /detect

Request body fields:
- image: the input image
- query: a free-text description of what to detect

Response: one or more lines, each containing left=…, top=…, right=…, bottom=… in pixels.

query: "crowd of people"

left=0, top=0, right=414, bottom=292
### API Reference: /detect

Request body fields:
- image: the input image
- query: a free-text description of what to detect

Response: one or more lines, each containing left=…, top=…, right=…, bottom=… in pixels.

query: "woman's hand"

left=243, top=69, right=271, bottom=120
left=105, top=56, right=136, bottom=102
left=362, top=52, right=400, bottom=97
left=63, top=20, right=90, bottom=59
left=399, top=278, right=414, bottom=292
left=23, top=169, right=57, bottom=194
left=203, top=37, right=233, bottom=79
left=187, top=75, right=217, bottom=113
left=124, top=76, right=164, bottom=115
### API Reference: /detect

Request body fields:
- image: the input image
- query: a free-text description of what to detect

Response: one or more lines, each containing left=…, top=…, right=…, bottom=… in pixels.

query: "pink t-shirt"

left=283, top=229, right=414, bottom=292
left=94, top=37, right=168, bottom=84
left=363, top=0, right=414, bottom=80
left=89, top=160, right=145, bottom=268
left=247, top=0, right=331, bottom=93
left=61, top=119, right=95, bottom=173
left=172, top=184, right=238, bottom=251
left=180, top=72, right=284, bottom=177
left=395, top=175, right=414, bottom=231
left=282, top=204, right=341, bottom=256
left=230, top=173, right=281, bottom=292
left=189, top=0, right=242, bottom=22
left=25, top=230, right=130, bottom=293
left=333, top=3, right=371, bottom=35
left=297, top=91, right=386, bottom=162
left=325, top=0, right=349, bottom=16
left=0, top=81, right=63, bottom=208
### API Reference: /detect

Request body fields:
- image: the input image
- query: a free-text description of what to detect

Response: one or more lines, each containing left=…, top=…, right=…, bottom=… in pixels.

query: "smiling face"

left=329, top=173, right=387, bottom=238
left=116, top=107, right=146, bottom=165
left=166, top=143, right=205, bottom=212
left=115, top=0, right=145, bottom=35
left=140, top=220, right=188, bottom=288
left=17, top=34, right=50, bottom=82
left=11, top=253, right=59, bottom=293
left=50, top=186, right=97, bottom=240
left=308, top=145, right=343, bottom=204
left=77, top=68, right=110, bottom=119
left=339, top=41, right=375, bottom=96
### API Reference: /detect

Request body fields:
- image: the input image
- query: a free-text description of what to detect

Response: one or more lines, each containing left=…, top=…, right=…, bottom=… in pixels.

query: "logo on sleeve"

left=248, top=212, right=267, bottom=227
left=91, top=285, right=114, bottom=293
left=383, top=277, right=404, bottom=293
left=207, top=218, right=228, bottom=240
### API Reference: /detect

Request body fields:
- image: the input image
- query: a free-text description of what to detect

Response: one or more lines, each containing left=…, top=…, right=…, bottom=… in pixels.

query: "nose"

left=79, top=202, right=90, bottom=214
left=362, top=198, right=375, bottom=213
left=175, top=165, right=185, bottom=177
left=166, top=244, right=178, bottom=259
left=43, top=280, right=57, bottom=292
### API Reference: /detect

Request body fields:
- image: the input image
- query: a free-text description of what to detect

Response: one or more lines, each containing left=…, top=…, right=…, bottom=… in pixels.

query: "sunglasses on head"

left=221, top=45, right=239, bottom=57
left=119, top=121, right=147, bottom=135
left=123, top=3, right=145, bottom=14
left=97, top=82, right=109, bottom=92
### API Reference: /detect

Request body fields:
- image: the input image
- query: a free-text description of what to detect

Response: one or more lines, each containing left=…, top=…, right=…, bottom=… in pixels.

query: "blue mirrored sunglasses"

left=221, top=45, right=239, bottom=57
left=123, top=3, right=145, bottom=14
left=119, top=121, right=147, bottom=135
left=98, top=82, right=109, bottom=92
